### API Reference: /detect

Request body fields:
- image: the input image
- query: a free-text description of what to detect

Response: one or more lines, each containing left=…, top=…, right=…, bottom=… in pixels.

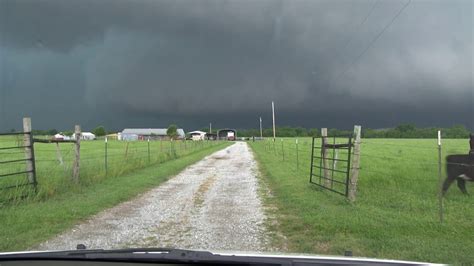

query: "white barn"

left=188, top=130, right=207, bottom=141
left=53, top=133, right=66, bottom=140
left=72, top=132, right=96, bottom=140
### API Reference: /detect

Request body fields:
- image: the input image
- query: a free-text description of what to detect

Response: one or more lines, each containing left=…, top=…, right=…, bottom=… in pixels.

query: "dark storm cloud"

left=0, top=0, right=472, bottom=131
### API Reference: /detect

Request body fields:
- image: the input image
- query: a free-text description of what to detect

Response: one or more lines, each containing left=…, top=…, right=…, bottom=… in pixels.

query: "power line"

left=331, top=0, right=412, bottom=87
left=340, top=0, right=380, bottom=52
left=312, top=0, right=379, bottom=84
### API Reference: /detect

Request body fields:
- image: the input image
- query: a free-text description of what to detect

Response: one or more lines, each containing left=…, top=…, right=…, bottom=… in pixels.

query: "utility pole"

left=209, top=123, right=212, bottom=133
left=272, top=101, right=276, bottom=142
left=259, top=117, right=263, bottom=139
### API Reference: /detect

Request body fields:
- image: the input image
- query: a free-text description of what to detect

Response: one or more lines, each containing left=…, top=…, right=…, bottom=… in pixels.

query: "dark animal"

left=442, top=134, right=474, bottom=195
left=471, top=133, right=474, bottom=158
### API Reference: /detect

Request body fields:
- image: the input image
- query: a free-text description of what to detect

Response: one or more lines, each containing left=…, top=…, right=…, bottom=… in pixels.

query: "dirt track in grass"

left=38, top=142, right=270, bottom=252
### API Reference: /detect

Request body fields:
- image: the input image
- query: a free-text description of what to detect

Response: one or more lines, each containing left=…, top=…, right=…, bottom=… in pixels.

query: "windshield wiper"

left=0, top=248, right=214, bottom=260
left=0, top=247, right=441, bottom=265
left=0, top=248, right=276, bottom=265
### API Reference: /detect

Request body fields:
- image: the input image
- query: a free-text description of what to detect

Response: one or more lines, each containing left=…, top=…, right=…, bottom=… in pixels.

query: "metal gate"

left=0, top=131, right=37, bottom=199
left=309, top=135, right=353, bottom=196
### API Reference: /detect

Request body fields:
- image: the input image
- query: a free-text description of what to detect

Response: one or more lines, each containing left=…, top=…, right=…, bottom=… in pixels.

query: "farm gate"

left=0, top=131, right=37, bottom=196
left=309, top=134, right=353, bottom=197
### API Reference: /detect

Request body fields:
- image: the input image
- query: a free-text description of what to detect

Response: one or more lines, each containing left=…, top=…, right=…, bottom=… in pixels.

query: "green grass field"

left=249, top=138, right=473, bottom=265
left=0, top=138, right=230, bottom=251
left=0, top=137, right=222, bottom=202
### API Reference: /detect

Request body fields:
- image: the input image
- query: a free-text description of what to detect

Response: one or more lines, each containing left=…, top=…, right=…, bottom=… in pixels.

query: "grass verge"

left=0, top=139, right=221, bottom=202
left=0, top=142, right=230, bottom=251
left=249, top=139, right=473, bottom=265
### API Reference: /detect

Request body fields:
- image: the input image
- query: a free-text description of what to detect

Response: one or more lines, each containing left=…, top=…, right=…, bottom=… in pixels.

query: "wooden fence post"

left=124, top=142, right=129, bottom=158
left=55, top=143, right=64, bottom=165
left=281, top=139, right=285, bottom=161
left=72, top=125, right=81, bottom=183
left=147, top=137, right=151, bottom=163
left=348, top=125, right=362, bottom=202
left=321, top=128, right=330, bottom=186
left=105, top=136, right=108, bottom=176
left=437, top=130, right=443, bottom=223
left=296, top=138, right=299, bottom=171
left=288, top=139, right=291, bottom=156
left=333, top=149, right=339, bottom=170
left=22, top=117, right=36, bottom=185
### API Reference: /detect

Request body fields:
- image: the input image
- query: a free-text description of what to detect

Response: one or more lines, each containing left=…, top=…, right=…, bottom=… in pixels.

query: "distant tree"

left=263, top=128, right=273, bottom=137
left=385, top=129, right=401, bottom=138
left=63, top=130, right=73, bottom=136
left=445, top=124, right=470, bottom=138
left=47, top=129, right=58, bottom=135
left=167, top=124, right=178, bottom=139
left=328, top=128, right=339, bottom=137
left=294, top=127, right=307, bottom=137
left=308, top=128, right=320, bottom=137
left=362, top=128, right=376, bottom=138
left=92, top=126, right=106, bottom=137
left=396, top=123, right=416, bottom=133
left=200, top=125, right=470, bottom=139
left=279, top=127, right=296, bottom=137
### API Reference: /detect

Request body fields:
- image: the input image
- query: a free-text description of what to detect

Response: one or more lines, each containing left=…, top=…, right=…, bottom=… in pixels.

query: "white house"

left=72, top=132, right=96, bottom=140
left=53, top=133, right=71, bottom=141
left=53, top=133, right=65, bottom=140
left=188, top=130, right=207, bottom=141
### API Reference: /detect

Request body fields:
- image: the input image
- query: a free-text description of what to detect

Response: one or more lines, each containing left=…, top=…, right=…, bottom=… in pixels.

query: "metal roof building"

left=217, top=129, right=237, bottom=141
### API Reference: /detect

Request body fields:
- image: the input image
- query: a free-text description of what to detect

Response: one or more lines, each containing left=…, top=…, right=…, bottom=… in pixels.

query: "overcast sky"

left=0, top=0, right=472, bottom=132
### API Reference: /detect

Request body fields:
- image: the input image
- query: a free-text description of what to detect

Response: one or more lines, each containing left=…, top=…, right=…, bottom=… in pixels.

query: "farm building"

left=106, top=133, right=119, bottom=140
left=188, top=131, right=207, bottom=141
left=217, top=129, right=237, bottom=141
left=53, top=133, right=71, bottom=141
left=72, top=132, right=96, bottom=140
left=120, top=128, right=186, bottom=141
left=205, top=133, right=217, bottom=140
left=120, top=132, right=138, bottom=141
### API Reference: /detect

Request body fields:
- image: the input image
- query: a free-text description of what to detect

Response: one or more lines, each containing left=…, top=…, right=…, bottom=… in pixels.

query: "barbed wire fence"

left=33, top=134, right=221, bottom=181
left=251, top=129, right=472, bottom=222
left=1, top=118, right=225, bottom=203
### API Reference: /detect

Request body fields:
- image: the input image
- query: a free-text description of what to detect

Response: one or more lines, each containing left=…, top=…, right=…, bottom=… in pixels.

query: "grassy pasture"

left=0, top=135, right=230, bottom=251
left=249, top=138, right=473, bottom=265
left=0, top=141, right=230, bottom=251
left=0, top=137, right=223, bottom=203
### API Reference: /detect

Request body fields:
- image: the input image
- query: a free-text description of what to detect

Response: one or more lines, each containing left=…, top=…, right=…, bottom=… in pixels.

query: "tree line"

left=27, top=123, right=471, bottom=139
left=235, top=124, right=471, bottom=139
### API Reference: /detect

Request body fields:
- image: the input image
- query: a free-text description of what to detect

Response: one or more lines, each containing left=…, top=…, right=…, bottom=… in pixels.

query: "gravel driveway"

left=37, top=142, right=270, bottom=252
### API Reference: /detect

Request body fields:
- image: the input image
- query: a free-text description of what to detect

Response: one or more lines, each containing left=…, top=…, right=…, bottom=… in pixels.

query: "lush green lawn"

left=0, top=140, right=230, bottom=251
left=249, top=138, right=473, bottom=265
